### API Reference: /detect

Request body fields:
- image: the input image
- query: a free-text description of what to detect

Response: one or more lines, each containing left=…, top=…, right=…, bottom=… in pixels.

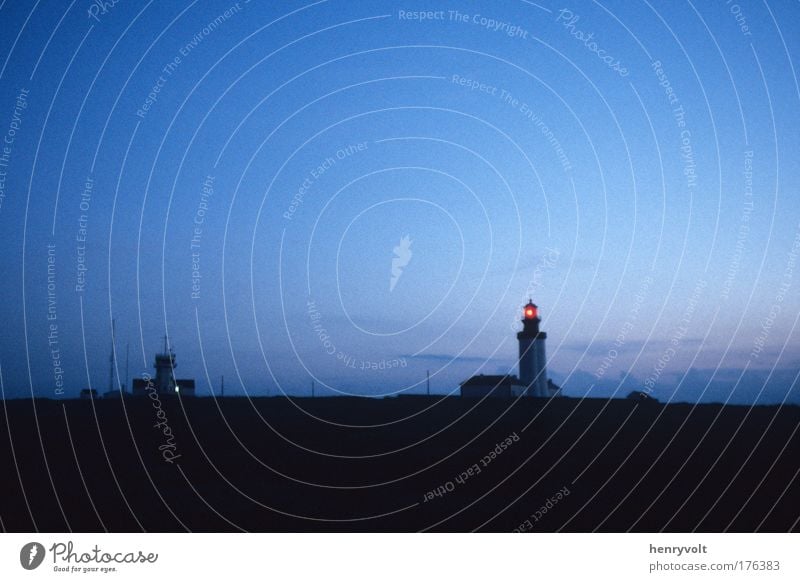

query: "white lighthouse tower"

left=517, top=300, right=548, bottom=397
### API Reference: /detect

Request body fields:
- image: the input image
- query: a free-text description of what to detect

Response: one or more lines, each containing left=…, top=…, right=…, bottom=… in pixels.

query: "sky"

left=0, top=0, right=798, bottom=404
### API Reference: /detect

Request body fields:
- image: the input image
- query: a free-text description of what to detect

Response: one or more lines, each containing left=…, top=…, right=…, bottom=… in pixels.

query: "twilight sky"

left=0, top=0, right=798, bottom=404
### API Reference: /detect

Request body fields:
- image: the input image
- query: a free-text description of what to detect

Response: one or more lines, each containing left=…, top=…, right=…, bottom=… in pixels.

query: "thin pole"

left=312, top=380, right=315, bottom=398
left=427, top=370, right=430, bottom=395
left=124, top=342, right=129, bottom=393
left=109, top=319, right=116, bottom=392
left=221, top=375, right=224, bottom=397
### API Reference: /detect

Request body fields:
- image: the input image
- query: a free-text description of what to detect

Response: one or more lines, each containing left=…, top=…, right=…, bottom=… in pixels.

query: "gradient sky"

left=0, top=0, right=798, bottom=404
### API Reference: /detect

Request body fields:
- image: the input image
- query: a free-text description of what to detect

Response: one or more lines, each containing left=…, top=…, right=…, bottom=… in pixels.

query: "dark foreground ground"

left=0, top=395, right=798, bottom=532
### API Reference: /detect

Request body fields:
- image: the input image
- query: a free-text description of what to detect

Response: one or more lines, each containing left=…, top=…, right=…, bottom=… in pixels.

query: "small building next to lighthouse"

left=460, top=300, right=560, bottom=398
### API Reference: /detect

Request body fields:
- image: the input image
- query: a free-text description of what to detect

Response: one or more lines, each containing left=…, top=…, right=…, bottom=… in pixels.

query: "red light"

left=525, top=308, right=534, bottom=318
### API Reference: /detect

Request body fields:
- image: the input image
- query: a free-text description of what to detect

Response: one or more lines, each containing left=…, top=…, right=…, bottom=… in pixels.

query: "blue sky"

left=0, top=0, right=798, bottom=403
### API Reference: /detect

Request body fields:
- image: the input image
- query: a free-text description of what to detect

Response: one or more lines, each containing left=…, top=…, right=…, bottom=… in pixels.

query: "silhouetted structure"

left=547, top=378, right=562, bottom=397
left=459, top=374, right=524, bottom=398
left=102, top=320, right=126, bottom=398
left=518, top=300, right=554, bottom=397
left=460, top=300, right=560, bottom=398
left=131, top=339, right=195, bottom=397
left=627, top=390, right=657, bottom=402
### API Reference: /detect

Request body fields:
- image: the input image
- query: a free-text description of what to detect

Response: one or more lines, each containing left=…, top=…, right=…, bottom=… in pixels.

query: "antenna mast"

left=124, top=342, right=129, bottom=393
left=108, top=319, right=116, bottom=392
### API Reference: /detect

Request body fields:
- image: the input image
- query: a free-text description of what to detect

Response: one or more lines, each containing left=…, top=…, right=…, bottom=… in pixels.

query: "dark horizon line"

left=2, top=393, right=797, bottom=409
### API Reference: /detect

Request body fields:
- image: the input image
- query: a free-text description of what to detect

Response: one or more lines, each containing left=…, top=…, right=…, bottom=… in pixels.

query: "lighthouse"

left=459, top=300, right=559, bottom=398
left=518, top=300, right=548, bottom=397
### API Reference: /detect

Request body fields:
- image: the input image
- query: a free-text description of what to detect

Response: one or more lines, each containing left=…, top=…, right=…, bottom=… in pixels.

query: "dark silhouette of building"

left=459, top=374, right=524, bottom=398
left=627, top=390, right=657, bottom=402
left=460, top=300, right=560, bottom=398
left=131, top=340, right=195, bottom=397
